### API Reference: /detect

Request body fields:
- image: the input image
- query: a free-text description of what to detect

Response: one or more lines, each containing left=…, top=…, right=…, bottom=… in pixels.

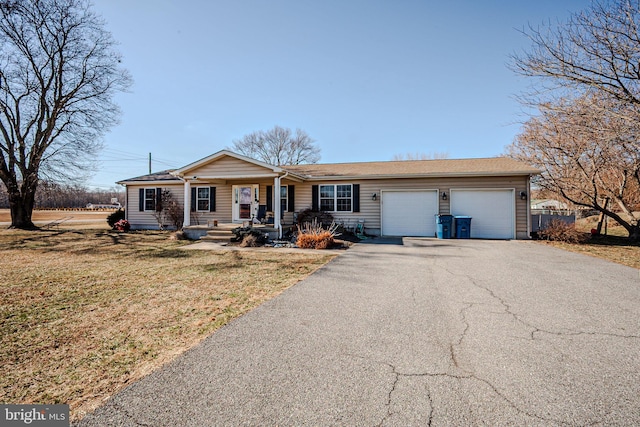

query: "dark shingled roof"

left=117, top=157, right=539, bottom=184
left=117, top=170, right=180, bottom=184
left=281, top=157, right=539, bottom=178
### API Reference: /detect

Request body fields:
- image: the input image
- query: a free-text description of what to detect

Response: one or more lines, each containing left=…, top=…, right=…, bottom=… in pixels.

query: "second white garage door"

left=450, top=189, right=515, bottom=239
left=381, top=190, right=438, bottom=236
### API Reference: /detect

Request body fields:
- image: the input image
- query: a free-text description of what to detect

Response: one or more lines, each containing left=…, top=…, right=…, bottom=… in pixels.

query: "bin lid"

left=454, top=216, right=472, bottom=219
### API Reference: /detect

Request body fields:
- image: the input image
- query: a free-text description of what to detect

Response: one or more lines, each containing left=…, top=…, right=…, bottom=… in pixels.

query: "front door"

left=232, top=184, right=259, bottom=222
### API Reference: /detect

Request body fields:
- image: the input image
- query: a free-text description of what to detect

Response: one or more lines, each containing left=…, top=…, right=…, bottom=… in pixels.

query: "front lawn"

left=540, top=236, right=640, bottom=269
left=539, top=217, right=640, bottom=269
left=0, top=229, right=335, bottom=420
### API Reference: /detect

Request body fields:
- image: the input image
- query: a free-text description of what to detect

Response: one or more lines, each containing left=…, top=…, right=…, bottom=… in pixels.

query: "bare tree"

left=511, top=0, right=640, bottom=105
left=151, top=189, right=183, bottom=230
left=507, top=93, right=640, bottom=240
left=0, top=0, right=131, bottom=229
left=392, top=151, right=449, bottom=161
left=230, top=125, right=320, bottom=165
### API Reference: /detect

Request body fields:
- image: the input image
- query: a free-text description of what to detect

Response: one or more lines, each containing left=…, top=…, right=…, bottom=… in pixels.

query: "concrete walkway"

left=78, top=238, right=640, bottom=426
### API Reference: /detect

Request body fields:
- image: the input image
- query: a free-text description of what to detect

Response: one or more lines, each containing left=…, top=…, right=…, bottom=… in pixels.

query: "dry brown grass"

left=0, top=208, right=112, bottom=226
left=539, top=216, right=640, bottom=269
left=0, top=228, right=334, bottom=420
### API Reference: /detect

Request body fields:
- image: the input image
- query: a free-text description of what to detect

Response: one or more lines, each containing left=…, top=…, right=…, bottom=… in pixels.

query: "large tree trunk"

left=8, top=184, right=37, bottom=229
left=627, top=225, right=640, bottom=242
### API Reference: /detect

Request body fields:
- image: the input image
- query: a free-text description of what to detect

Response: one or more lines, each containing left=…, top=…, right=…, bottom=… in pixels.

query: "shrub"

left=232, top=227, right=268, bottom=245
left=154, top=189, right=183, bottom=230
left=114, top=219, right=130, bottom=232
left=296, top=219, right=339, bottom=249
left=107, top=209, right=125, bottom=228
left=240, top=234, right=261, bottom=247
left=297, top=231, right=334, bottom=249
left=539, top=219, right=588, bottom=243
left=296, top=209, right=334, bottom=227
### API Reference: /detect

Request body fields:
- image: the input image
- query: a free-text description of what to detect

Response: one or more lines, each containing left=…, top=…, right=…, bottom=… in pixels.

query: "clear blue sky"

left=88, top=0, right=585, bottom=190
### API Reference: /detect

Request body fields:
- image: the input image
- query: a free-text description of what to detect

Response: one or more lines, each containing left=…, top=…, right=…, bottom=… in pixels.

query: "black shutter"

left=266, top=185, right=273, bottom=211
left=139, top=188, right=144, bottom=211
left=155, top=188, right=162, bottom=211
left=209, top=187, right=216, bottom=212
left=312, top=185, right=319, bottom=211
left=191, top=187, right=196, bottom=212
left=288, top=185, right=295, bottom=212
left=353, top=184, right=360, bottom=212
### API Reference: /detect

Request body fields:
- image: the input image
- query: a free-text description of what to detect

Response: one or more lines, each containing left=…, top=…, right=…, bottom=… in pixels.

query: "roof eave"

left=300, top=171, right=540, bottom=180
left=116, top=179, right=182, bottom=186
left=173, top=150, right=285, bottom=176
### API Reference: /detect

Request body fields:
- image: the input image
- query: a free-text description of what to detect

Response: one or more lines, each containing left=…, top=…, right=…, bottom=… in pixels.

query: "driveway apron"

left=78, top=239, right=640, bottom=426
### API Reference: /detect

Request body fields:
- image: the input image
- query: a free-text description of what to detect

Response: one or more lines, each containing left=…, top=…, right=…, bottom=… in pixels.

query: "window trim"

left=280, top=185, right=288, bottom=213
left=143, top=188, right=156, bottom=212
left=319, top=184, right=353, bottom=213
left=196, top=186, right=210, bottom=212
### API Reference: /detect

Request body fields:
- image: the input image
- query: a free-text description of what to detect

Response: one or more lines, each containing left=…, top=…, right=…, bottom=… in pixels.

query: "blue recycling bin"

left=455, top=216, right=472, bottom=239
left=436, top=214, right=453, bottom=239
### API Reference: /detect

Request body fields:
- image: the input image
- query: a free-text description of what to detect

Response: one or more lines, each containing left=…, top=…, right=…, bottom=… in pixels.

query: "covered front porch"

left=170, top=151, right=305, bottom=239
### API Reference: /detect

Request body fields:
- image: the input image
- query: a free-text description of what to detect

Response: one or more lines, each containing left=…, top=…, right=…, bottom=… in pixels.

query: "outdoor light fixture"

left=441, top=192, right=447, bottom=200
left=372, top=193, right=377, bottom=201
left=520, top=191, right=527, bottom=200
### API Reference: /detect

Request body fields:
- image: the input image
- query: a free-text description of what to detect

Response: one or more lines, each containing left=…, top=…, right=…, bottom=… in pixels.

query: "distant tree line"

left=0, top=181, right=124, bottom=209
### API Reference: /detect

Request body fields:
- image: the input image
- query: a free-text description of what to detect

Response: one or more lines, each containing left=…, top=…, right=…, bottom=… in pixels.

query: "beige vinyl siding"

left=126, top=184, right=183, bottom=229
left=125, top=175, right=530, bottom=238
left=189, top=156, right=277, bottom=178
left=291, top=175, right=529, bottom=237
left=188, top=185, right=233, bottom=225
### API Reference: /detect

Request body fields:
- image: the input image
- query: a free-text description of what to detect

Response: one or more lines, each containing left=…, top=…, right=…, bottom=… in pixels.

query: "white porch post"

left=183, top=180, right=191, bottom=228
left=274, top=175, right=281, bottom=238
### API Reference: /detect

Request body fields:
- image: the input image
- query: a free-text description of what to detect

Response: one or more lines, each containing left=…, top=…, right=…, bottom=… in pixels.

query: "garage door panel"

left=450, top=190, right=514, bottom=239
left=382, top=191, right=438, bottom=236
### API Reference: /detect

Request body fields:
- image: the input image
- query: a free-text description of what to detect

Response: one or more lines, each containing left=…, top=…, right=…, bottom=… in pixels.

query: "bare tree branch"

left=511, top=0, right=640, bottom=105
left=507, top=92, right=640, bottom=239
left=230, top=125, right=320, bottom=165
left=0, top=0, right=131, bottom=228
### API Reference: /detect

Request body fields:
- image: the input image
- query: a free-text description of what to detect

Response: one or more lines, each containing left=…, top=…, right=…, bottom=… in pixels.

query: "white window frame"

left=144, top=188, right=156, bottom=211
left=319, top=184, right=352, bottom=212
left=196, top=187, right=210, bottom=212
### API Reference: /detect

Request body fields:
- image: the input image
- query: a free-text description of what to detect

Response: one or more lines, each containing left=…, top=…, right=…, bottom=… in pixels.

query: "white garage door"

left=381, top=190, right=438, bottom=236
left=450, top=189, right=515, bottom=239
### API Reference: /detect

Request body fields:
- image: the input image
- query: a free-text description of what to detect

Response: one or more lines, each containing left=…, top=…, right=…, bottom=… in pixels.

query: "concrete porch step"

left=200, top=228, right=235, bottom=242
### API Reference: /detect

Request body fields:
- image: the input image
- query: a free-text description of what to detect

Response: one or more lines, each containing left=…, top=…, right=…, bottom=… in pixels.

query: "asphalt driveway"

left=78, top=238, right=640, bottom=426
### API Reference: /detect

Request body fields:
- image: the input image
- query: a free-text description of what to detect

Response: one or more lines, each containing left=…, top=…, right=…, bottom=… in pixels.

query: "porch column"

left=183, top=180, right=191, bottom=228
left=273, top=175, right=281, bottom=237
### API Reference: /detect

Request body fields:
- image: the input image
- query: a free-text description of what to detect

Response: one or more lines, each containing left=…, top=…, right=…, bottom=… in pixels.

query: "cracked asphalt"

left=77, top=238, right=640, bottom=426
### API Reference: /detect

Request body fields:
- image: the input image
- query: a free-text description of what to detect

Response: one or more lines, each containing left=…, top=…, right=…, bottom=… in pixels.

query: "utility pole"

left=148, top=153, right=151, bottom=174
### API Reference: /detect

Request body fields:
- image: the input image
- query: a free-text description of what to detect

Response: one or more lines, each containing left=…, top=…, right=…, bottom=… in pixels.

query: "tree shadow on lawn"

left=588, top=234, right=639, bottom=247
left=0, top=229, right=190, bottom=258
